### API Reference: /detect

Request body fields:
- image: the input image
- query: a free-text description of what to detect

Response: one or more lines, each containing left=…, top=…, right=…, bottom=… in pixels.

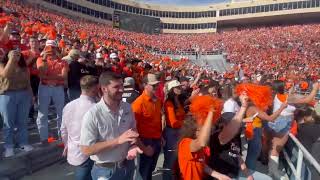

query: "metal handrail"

left=288, top=133, right=320, bottom=173
left=283, top=133, right=320, bottom=180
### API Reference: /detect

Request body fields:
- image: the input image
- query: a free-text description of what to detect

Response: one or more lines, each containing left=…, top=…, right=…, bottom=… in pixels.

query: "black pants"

left=29, top=75, right=40, bottom=119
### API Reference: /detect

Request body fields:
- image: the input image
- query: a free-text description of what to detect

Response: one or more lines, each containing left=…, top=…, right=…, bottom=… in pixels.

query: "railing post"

left=296, top=149, right=303, bottom=180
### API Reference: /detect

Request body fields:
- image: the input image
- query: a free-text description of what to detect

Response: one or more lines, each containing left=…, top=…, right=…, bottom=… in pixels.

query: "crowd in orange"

left=0, top=1, right=319, bottom=86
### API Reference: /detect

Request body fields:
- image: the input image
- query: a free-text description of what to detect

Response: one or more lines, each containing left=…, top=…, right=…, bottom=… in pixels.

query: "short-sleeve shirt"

left=68, top=61, right=96, bottom=90
left=37, top=56, right=68, bottom=85
left=0, top=63, right=30, bottom=94
left=80, top=98, right=136, bottom=163
left=178, top=138, right=210, bottom=180
left=132, top=91, right=162, bottom=139
left=207, top=129, right=242, bottom=178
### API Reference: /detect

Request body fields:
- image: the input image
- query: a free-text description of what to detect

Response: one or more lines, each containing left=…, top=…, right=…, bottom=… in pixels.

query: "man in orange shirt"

left=132, top=73, right=162, bottom=180
left=36, top=40, right=69, bottom=145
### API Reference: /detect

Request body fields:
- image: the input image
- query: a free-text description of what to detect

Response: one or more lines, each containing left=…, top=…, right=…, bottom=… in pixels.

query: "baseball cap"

left=167, top=80, right=181, bottom=92
left=124, top=77, right=135, bottom=87
left=145, top=73, right=160, bottom=85
left=110, top=53, right=118, bottom=59
left=45, top=40, right=57, bottom=47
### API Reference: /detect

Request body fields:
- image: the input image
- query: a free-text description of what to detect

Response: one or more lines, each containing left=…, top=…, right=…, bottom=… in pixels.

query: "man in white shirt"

left=80, top=72, right=141, bottom=180
left=61, top=75, right=99, bottom=180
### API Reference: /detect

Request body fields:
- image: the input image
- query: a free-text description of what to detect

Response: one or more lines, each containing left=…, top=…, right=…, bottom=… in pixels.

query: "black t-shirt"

left=68, top=61, right=96, bottom=89
left=207, top=128, right=242, bottom=179
left=298, top=123, right=320, bottom=153
left=122, top=88, right=140, bottom=104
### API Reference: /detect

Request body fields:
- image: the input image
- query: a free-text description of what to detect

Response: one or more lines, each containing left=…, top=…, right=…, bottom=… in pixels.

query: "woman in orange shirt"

left=177, top=109, right=231, bottom=180
left=163, top=80, right=186, bottom=173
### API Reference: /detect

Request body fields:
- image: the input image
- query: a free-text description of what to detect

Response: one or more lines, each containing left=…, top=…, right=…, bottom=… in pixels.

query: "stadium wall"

left=28, top=0, right=320, bottom=33
left=28, top=0, right=113, bottom=24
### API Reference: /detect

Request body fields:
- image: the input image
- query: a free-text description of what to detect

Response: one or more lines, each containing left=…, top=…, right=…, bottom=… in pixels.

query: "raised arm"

left=190, top=108, right=215, bottom=152
left=288, top=82, right=319, bottom=104
left=0, top=50, right=19, bottom=77
left=190, top=71, right=202, bottom=88
left=219, top=93, right=248, bottom=145
left=247, top=103, right=287, bottom=122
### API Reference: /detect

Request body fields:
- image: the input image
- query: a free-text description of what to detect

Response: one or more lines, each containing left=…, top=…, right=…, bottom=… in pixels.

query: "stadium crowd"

left=0, top=0, right=320, bottom=180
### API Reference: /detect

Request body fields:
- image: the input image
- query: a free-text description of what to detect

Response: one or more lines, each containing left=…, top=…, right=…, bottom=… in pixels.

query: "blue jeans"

left=267, top=115, right=292, bottom=134
left=0, top=90, right=32, bottom=148
left=245, top=128, right=262, bottom=170
left=67, top=88, right=81, bottom=102
left=139, top=138, right=161, bottom=180
left=91, top=160, right=135, bottom=180
left=163, top=127, right=179, bottom=180
left=75, top=158, right=94, bottom=180
left=37, top=84, right=65, bottom=141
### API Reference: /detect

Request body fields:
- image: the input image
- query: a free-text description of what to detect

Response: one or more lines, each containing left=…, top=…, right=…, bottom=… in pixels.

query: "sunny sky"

left=135, top=0, right=230, bottom=6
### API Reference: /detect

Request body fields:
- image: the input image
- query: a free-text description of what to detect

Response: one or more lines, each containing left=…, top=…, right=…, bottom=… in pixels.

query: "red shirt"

left=37, top=56, right=69, bottom=85
left=22, top=50, right=40, bottom=76
left=155, top=82, right=165, bottom=104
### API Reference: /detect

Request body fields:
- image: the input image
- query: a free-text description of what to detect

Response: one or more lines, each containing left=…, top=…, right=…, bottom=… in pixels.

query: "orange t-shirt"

left=37, top=56, right=69, bottom=85
left=165, top=100, right=185, bottom=129
left=178, top=138, right=210, bottom=180
left=132, top=91, right=162, bottom=139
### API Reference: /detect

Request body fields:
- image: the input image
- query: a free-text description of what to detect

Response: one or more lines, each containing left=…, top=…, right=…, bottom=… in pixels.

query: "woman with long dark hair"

left=0, top=50, right=33, bottom=158
left=265, top=80, right=319, bottom=179
left=162, top=80, right=185, bottom=175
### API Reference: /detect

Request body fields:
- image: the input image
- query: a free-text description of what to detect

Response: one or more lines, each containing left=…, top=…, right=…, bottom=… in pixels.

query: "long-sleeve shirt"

left=164, top=100, right=185, bottom=129
left=61, top=95, right=96, bottom=166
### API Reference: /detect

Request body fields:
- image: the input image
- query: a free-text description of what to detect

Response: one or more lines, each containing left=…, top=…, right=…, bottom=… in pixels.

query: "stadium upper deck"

left=30, top=0, right=320, bottom=33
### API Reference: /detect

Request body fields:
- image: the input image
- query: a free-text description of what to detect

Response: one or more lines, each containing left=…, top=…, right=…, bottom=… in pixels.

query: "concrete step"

left=0, top=142, right=63, bottom=180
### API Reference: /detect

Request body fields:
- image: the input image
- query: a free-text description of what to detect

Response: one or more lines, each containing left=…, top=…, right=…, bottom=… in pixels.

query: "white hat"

left=96, top=53, right=103, bottom=59
left=124, top=77, right=135, bottom=87
left=167, top=80, right=181, bottom=92
left=45, top=40, right=57, bottom=47
left=145, top=73, right=160, bottom=85
left=110, top=53, right=118, bottom=59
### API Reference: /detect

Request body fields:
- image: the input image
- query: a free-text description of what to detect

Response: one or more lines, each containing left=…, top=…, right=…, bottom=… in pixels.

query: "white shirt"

left=223, top=98, right=240, bottom=113
left=61, top=95, right=96, bottom=166
left=80, top=98, right=136, bottom=163
left=273, top=95, right=296, bottom=116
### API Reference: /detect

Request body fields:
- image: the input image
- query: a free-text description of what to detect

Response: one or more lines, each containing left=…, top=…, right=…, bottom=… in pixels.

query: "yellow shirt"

left=252, top=117, right=262, bottom=128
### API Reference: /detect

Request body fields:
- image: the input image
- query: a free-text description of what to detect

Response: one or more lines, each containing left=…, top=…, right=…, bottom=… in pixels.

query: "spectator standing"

left=36, top=40, right=69, bottom=144
left=80, top=72, right=141, bottom=180
left=122, top=77, right=140, bottom=104
left=61, top=75, right=99, bottom=180
left=67, top=54, right=95, bottom=101
left=162, top=80, right=185, bottom=176
left=132, top=73, right=163, bottom=180
left=22, top=36, right=41, bottom=122
left=0, top=50, right=33, bottom=157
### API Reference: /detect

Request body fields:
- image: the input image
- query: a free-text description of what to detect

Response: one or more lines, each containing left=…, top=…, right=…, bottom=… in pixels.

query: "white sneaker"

left=20, top=145, right=34, bottom=152
left=3, top=148, right=14, bottom=158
